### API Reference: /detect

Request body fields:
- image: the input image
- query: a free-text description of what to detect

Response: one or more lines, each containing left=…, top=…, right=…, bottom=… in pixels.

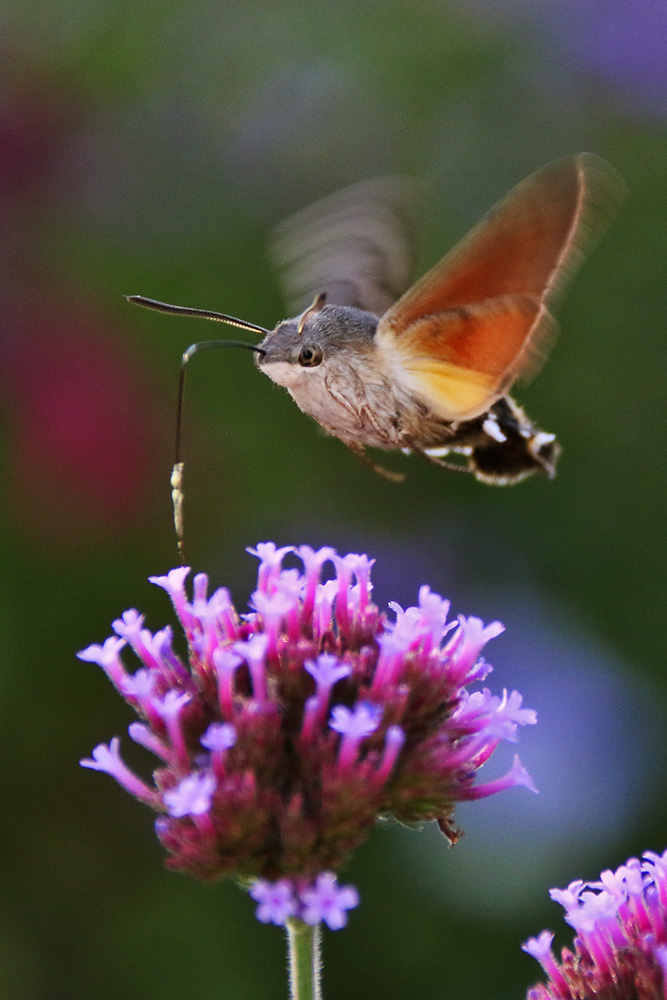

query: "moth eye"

left=298, top=344, right=323, bottom=367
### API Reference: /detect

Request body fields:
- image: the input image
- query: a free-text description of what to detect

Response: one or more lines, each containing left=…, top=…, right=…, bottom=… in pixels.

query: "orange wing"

left=375, top=153, right=625, bottom=421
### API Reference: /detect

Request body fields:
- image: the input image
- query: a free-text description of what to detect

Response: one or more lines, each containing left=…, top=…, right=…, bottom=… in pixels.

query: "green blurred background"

left=2, top=1, right=667, bottom=997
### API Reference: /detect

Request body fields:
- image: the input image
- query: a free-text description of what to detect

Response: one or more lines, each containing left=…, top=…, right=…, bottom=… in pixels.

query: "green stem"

left=286, top=918, right=322, bottom=1000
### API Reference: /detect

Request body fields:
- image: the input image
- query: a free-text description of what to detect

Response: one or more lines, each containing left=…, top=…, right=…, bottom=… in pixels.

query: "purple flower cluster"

left=80, top=542, right=535, bottom=926
left=524, top=850, right=667, bottom=999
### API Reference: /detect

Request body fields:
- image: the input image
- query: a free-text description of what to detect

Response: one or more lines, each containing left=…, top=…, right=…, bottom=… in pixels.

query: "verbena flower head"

left=523, top=849, right=667, bottom=999
left=80, top=543, right=536, bottom=927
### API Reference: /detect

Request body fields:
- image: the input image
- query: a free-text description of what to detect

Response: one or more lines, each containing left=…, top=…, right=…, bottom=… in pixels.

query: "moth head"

left=256, top=295, right=378, bottom=388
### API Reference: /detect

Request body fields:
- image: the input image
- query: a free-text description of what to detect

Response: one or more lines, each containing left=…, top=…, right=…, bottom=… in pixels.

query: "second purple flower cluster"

left=524, top=849, right=667, bottom=999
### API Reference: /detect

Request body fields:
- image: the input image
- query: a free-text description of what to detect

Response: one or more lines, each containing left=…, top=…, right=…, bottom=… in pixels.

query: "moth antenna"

left=126, top=294, right=267, bottom=563
left=297, top=291, right=327, bottom=334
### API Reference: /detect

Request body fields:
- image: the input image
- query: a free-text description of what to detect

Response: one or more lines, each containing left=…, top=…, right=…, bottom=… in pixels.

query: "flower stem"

left=286, top=918, right=322, bottom=1000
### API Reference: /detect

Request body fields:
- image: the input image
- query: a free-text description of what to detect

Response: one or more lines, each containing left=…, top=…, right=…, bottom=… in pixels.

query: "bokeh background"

left=2, top=2, right=667, bottom=998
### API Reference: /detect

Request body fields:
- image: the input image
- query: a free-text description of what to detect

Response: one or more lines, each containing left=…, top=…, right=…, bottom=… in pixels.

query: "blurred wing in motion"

left=376, top=153, right=626, bottom=421
left=269, top=175, right=421, bottom=316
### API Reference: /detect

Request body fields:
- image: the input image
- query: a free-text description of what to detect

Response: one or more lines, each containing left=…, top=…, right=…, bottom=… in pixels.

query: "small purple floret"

left=250, top=879, right=298, bottom=925
left=163, top=772, right=217, bottom=818
left=300, top=873, right=360, bottom=930
left=305, top=653, right=351, bottom=691
left=80, top=738, right=157, bottom=804
left=77, top=636, right=128, bottom=688
left=329, top=701, right=382, bottom=739
left=201, top=722, right=236, bottom=753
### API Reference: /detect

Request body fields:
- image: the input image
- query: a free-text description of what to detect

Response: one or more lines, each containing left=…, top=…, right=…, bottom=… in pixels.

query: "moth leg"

left=357, top=402, right=396, bottom=445
left=324, top=376, right=399, bottom=446
left=323, top=375, right=365, bottom=423
left=345, top=442, right=405, bottom=483
left=412, top=447, right=473, bottom=475
left=322, top=375, right=404, bottom=480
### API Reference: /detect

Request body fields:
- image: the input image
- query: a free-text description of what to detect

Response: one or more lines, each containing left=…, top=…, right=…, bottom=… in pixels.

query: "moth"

left=129, top=153, right=624, bottom=492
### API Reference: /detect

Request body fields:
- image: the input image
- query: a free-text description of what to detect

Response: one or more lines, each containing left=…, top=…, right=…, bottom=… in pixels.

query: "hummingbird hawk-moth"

left=129, top=153, right=624, bottom=491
